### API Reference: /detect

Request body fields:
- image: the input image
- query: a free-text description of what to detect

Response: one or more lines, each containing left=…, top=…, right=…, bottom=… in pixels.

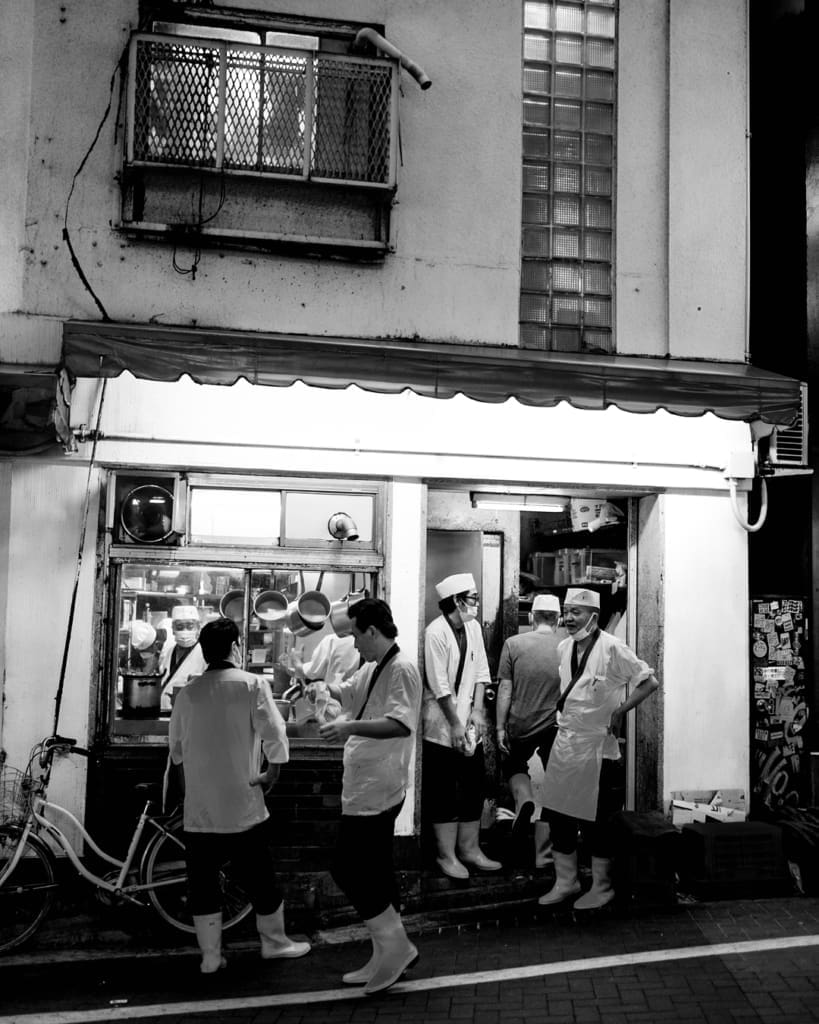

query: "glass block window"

left=520, top=1, right=616, bottom=353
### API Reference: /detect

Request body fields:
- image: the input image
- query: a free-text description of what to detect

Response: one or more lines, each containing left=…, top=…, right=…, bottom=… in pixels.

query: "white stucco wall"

left=660, top=492, right=750, bottom=804
left=667, top=0, right=749, bottom=361
left=0, top=460, right=97, bottom=826
left=617, top=0, right=749, bottom=361
left=3, top=0, right=753, bottom=366
left=12, top=0, right=521, bottom=354
left=0, top=0, right=34, bottom=315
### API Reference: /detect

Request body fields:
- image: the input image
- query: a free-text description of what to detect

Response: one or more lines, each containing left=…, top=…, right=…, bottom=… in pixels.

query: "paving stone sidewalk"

left=2, top=896, right=819, bottom=1022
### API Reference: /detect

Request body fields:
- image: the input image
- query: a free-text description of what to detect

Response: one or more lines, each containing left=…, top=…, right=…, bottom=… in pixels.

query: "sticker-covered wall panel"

left=751, top=596, right=810, bottom=811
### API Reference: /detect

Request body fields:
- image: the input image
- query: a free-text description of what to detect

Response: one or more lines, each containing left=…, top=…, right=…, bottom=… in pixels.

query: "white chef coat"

left=168, top=666, right=288, bottom=833
left=540, top=629, right=653, bottom=822
left=422, top=615, right=491, bottom=748
left=159, top=639, right=208, bottom=712
left=335, top=648, right=422, bottom=816
left=303, top=634, right=361, bottom=684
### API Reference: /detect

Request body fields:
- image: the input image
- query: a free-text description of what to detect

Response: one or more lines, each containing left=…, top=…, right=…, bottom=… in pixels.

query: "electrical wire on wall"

left=171, top=169, right=226, bottom=280
left=62, top=47, right=123, bottom=321
left=62, top=8, right=158, bottom=320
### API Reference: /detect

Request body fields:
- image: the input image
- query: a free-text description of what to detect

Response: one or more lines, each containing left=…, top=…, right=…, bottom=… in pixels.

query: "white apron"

left=540, top=633, right=627, bottom=821
left=159, top=641, right=208, bottom=711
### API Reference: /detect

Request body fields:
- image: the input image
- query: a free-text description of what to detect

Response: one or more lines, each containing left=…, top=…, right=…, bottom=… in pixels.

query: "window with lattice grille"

left=520, top=1, right=616, bottom=353
left=126, top=30, right=397, bottom=187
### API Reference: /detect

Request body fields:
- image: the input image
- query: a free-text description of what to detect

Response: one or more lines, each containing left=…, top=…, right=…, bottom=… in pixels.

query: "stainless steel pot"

left=121, top=672, right=164, bottom=718
left=253, top=589, right=288, bottom=625
left=285, top=591, right=330, bottom=636
left=328, top=591, right=367, bottom=637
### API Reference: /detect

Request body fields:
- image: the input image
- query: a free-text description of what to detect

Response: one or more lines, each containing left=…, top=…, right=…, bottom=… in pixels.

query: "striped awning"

left=61, top=320, right=803, bottom=426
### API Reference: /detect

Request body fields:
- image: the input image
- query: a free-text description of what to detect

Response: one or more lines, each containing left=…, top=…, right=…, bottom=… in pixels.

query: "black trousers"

left=422, top=740, right=486, bottom=823
left=183, top=820, right=282, bottom=917
left=331, top=799, right=404, bottom=921
left=547, top=758, right=625, bottom=859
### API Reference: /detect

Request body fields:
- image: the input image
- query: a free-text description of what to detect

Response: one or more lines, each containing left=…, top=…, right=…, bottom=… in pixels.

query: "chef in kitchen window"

left=159, top=604, right=208, bottom=711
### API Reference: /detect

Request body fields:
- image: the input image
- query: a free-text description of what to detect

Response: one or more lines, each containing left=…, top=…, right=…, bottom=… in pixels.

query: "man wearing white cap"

left=422, top=572, right=502, bottom=878
left=538, top=587, right=659, bottom=911
left=159, top=604, right=208, bottom=711
left=495, top=593, right=564, bottom=868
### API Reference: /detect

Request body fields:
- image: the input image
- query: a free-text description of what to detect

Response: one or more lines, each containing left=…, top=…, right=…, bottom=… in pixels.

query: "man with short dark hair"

left=307, top=597, right=422, bottom=995
left=496, top=593, right=563, bottom=868
left=169, top=616, right=309, bottom=975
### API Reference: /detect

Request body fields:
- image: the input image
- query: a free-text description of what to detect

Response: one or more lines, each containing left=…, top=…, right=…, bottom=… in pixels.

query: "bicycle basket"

left=0, top=765, right=32, bottom=826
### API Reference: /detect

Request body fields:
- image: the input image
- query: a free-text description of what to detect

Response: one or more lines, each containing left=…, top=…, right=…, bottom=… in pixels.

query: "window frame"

left=97, top=473, right=386, bottom=744
left=519, top=0, right=618, bottom=354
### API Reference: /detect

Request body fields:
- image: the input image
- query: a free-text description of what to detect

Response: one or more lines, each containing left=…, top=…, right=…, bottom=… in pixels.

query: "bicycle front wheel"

left=140, top=823, right=252, bottom=934
left=0, top=825, right=57, bottom=954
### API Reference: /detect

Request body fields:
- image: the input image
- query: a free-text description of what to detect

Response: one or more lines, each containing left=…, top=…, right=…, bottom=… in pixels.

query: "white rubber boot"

left=457, top=820, right=502, bottom=872
left=257, top=905, right=311, bottom=959
left=537, top=850, right=582, bottom=906
left=342, top=938, right=378, bottom=985
left=192, top=913, right=226, bottom=974
left=362, top=906, right=419, bottom=995
left=534, top=820, right=554, bottom=869
left=433, top=821, right=469, bottom=879
left=574, top=856, right=615, bottom=910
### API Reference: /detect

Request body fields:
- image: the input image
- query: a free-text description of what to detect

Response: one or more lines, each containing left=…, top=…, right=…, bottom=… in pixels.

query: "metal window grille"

left=126, top=33, right=398, bottom=187
left=520, top=1, right=616, bottom=353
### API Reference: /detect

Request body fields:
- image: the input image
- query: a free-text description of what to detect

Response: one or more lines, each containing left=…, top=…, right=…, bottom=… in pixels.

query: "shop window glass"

left=283, top=492, right=374, bottom=543
left=111, top=560, right=377, bottom=737
left=189, top=487, right=281, bottom=544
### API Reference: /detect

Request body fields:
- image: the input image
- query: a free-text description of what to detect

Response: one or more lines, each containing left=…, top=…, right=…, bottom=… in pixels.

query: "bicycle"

left=0, top=735, right=252, bottom=954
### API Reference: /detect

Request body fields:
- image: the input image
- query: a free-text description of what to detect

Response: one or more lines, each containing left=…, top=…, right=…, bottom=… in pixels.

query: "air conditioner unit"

left=106, top=471, right=187, bottom=545
left=763, top=383, right=810, bottom=476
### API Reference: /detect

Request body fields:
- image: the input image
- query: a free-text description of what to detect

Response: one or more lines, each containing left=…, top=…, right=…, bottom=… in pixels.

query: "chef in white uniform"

left=159, top=604, right=208, bottom=712
left=422, top=572, right=502, bottom=879
left=538, top=587, right=659, bottom=910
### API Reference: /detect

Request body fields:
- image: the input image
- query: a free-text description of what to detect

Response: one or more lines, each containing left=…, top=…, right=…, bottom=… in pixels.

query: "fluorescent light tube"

left=470, top=493, right=566, bottom=513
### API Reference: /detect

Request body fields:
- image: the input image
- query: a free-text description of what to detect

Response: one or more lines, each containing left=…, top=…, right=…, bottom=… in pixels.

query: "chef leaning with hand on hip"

left=537, top=587, right=659, bottom=912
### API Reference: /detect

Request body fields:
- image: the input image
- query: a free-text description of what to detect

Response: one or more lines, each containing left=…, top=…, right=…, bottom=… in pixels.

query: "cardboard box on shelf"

left=670, top=789, right=747, bottom=827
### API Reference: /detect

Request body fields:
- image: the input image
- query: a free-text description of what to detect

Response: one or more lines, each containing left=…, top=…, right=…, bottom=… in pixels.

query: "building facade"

left=0, top=0, right=807, bottom=903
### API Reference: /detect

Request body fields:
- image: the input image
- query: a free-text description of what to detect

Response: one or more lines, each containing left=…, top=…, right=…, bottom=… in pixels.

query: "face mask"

left=174, top=629, right=198, bottom=648
left=459, top=602, right=478, bottom=622
left=572, top=613, right=598, bottom=642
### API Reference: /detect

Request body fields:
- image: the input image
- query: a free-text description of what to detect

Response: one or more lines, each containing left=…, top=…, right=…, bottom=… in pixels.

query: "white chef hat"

left=564, top=587, right=600, bottom=609
left=531, top=594, right=561, bottom=614
left=435, top=572, right=476, bottom=600
left=127, top=620, right=156, bottom=651
left=171, top=604, right=199, bottom=621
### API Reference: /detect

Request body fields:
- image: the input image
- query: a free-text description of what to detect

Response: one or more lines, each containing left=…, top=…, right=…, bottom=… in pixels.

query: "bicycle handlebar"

left=38, top=735, right=89, bottom=768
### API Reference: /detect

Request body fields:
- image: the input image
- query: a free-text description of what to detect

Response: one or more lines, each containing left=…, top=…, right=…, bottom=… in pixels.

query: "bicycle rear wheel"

left=0, top=825, right=57, bottom=954
left=140, top=822, right=252, bottom=934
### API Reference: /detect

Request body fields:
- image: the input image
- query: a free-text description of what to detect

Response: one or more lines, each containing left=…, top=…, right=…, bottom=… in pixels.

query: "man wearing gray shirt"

left=495, top=594, right=563, bottom=868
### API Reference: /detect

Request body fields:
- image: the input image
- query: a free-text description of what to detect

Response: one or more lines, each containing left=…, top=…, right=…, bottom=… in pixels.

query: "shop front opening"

left=422, top=488, right=632, bottom=888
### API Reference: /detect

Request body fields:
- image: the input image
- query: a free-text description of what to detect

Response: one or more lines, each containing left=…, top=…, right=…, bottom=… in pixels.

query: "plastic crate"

left=679, top=821, right=790, bottom=898
left=612, top=811, right=680, bottom=906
